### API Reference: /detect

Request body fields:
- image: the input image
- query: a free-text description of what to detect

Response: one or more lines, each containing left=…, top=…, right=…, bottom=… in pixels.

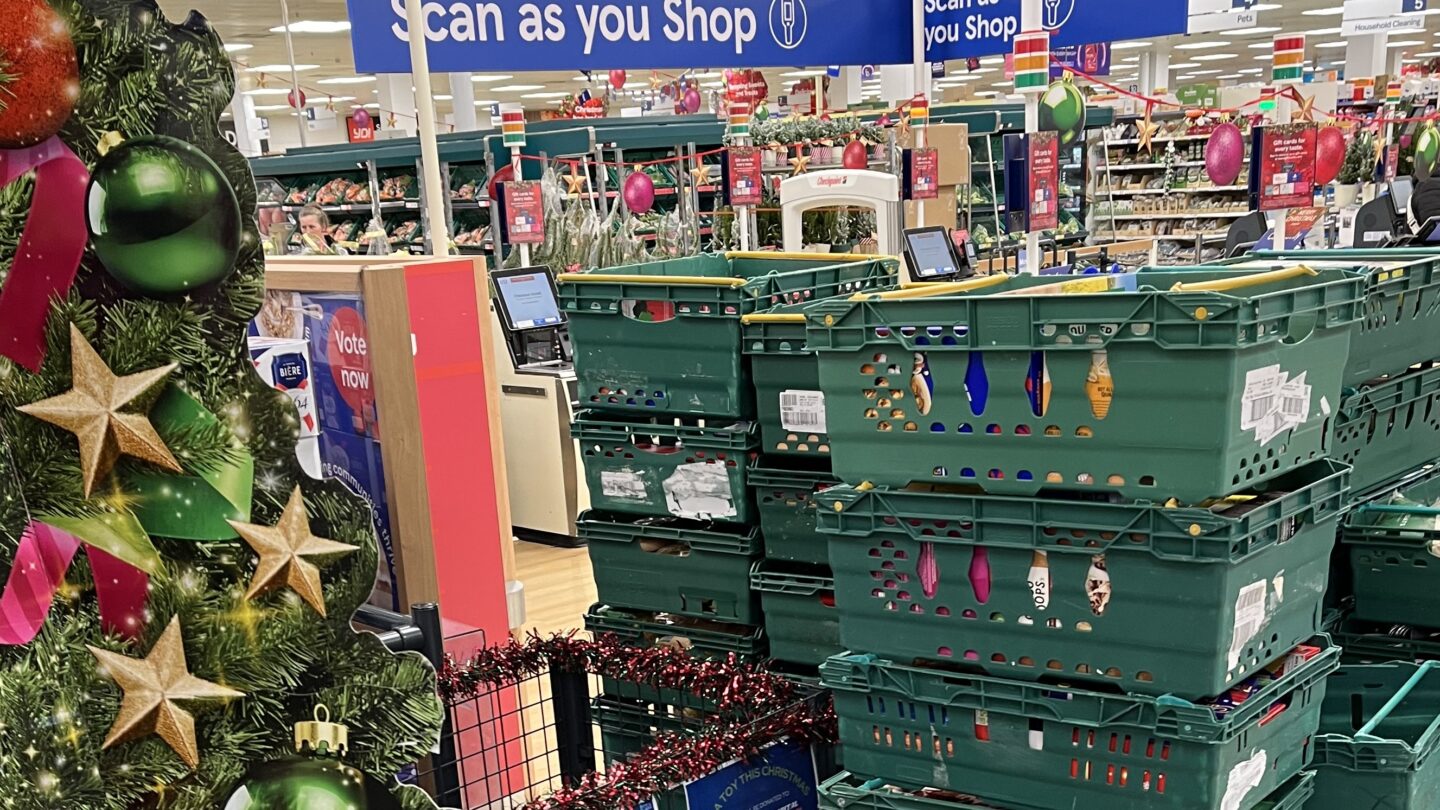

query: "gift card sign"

left=1259, top=124, right=1318, bottom=212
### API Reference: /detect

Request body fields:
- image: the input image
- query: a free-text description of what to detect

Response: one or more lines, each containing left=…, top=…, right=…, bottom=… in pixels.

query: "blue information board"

left=683, top=741, right=819, bottom=810
left=924, top=0, right=1190, bottom=62
left=345, top=0, right=914, bottom=73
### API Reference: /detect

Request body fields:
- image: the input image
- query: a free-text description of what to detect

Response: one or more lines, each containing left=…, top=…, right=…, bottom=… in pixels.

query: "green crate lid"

left=584, top=603, right=766, bottom=658
left=578, top=511, right=761, bottom=555
left=1315, top=662, right=1440, bottom=773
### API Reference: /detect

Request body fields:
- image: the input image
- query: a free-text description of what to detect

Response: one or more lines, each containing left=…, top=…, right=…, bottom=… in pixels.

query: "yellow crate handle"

left=739, top=313, right=809, bottom=324
left=556, top=273, right=747, bottom=288
left=724, top=251, right=902, bottom=264
left=1168, top=265, right=1318, bottom=293
left=853, top=274, right=1010, bottom=301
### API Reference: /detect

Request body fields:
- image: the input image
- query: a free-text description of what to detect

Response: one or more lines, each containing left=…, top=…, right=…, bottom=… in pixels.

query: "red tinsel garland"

left=439, top=632, right=837, bottom=810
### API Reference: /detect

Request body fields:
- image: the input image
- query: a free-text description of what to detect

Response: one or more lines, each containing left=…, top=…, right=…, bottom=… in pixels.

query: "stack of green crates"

left=1311, top=662, right=1440, bottom=810
left=802, top=265, right=1368, bottom=809
left=561, top=252, right=900, bottom=754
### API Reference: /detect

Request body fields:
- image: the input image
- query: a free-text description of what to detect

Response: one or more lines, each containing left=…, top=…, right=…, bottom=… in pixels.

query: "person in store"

left=1411, top=162, right=1440, bottom=228
left=296, top=205, right=348, bottom=255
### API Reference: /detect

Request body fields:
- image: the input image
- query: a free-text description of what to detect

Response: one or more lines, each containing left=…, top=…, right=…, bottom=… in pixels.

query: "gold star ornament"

left=790, top=153, right=811, bottom=175
left=562, top=172, right=589, bottom=195
left=690, top=164, right=713, bottom=186
left=19, top=325, right=182, bottom=498
left=1136, top=104, right=1162, bottom=155
left=1291, top=91, right=1317, bottom=123
left=227, top=487, right=358, bottom=617
left=87, top=617, right=244, bottom=769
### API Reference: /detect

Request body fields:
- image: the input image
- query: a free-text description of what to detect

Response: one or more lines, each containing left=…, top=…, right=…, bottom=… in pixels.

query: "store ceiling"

left=171, top=0, right=1440, bottom=119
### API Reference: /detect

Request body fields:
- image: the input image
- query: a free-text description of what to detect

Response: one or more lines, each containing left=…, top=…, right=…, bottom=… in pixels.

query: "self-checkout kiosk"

left=488, top=266, right=589, bottom=545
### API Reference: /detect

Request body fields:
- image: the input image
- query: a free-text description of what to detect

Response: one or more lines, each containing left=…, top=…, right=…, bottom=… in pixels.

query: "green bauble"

left=223, top=756, right=403, bottom=810
left=755, top=104, right=770, bottom=122
left=85, top=134, right=242, bottom=297
left=1039, top=79, right=1087, bottom=146
left=1417, top=125, right=1440, bottom=177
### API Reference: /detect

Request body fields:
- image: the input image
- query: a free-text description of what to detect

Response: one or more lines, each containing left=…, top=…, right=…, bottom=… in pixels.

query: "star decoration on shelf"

left=1291, top=91, right=1316, bottom=123
left=789, top=152, right=811, bottom=175
left=649, top=71, right=664, bottom=91
left=227, top=487, right=358, bottom=617
left=386, top=113, right=398, bottom=129
left=562, top=172, right=589, bottom=195
left=87, top=617, right=244, bottom=769
left=1136, top=103, right=1162, bottom=155
left=18, top=325, right=182, bottom=498
left=690, top=164, right=713, bottom=186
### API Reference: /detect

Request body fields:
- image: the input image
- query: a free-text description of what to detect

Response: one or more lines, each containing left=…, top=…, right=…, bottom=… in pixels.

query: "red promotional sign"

left=346, top=115, right=375, bottom=144
left=1259, top=124, right=1318, bottom=212
left=726, top=69, right=769, bottom=113
left=503, top=181, right=545, bottom=245
left=911, top=147, right=939, bottom=201
left=1027, top=131, right=1060, bottom=231
left=1386, top=144, right=1401, bottom=182
left=728, top=146, right=763, bottom=206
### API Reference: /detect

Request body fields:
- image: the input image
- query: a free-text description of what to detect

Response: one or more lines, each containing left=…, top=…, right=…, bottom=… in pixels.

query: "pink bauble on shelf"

left=1204, top=123, right=1245, bottom=186
left=609, top=69, right=627, bottom=90
left=682, top=87, right=702, bottom=114
left=623, top=171, right=655, bottom=213
left=352, top=109, right=372, bottom=130
left=1315, top=127, right=1346, bottom=185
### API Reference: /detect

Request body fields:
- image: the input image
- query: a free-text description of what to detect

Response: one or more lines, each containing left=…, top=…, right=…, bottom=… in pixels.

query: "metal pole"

left=1021, top=0, right=1043, bottom=273
left=277, top=0, right=307, bottom=148
left=511, top=145, right=530, bottom=265
left=404, top=0, right=452, bottom=257
left=912, top=0, right=928, bottom=227
left=411, top=603, right=461, bottom=805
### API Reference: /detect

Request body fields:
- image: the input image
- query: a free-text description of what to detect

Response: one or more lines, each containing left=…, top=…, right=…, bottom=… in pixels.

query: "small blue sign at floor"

left=683, top=741, right=819, bottom=810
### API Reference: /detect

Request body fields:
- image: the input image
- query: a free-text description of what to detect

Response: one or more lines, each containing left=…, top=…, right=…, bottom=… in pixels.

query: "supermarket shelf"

left=275, top=200, right=421, bottom=214
left=1096, top=211, right=1250, bottom=220
left=1098, top=185, right=1249, bottom=196
left=1106, top=133, right=1211, bottom=146
left=762, top=159, right=889, bottom=175
left=1095, top=229, right=1229, bottom=240
left=1099, top=160, right=1210, bottom=171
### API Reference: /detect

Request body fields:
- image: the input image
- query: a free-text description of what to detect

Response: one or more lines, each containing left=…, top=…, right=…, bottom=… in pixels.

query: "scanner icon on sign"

left=1043, top=0, right=1076, bottom=30
left=769, top=0, right=808, bottom=50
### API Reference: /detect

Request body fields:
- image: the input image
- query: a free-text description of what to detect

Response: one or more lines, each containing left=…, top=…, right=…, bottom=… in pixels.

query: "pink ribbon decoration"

left=0, top=521, right=149, bottom=645
left=0, top=136, right=90, bottom=372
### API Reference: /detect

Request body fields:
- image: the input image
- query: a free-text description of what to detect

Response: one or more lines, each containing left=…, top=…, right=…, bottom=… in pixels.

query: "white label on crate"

left=1320, top=395, right=1332, bottom=417
left=663, top=462, right=737, bottom=520
left=1227, top=580, right=1269, bottom=672
left=1272, top=572, right=1285, bottom=605
left=1240, top=365, right=1313, bottom=447
left=601, top=469, right=648, bottom=502
left=1220, top=750, right=1267, bottom=810
left=779, top=390, right=827, bottom=433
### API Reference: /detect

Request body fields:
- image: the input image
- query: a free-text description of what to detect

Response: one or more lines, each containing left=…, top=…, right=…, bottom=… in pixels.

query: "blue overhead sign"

left=924, top=0, right=1190, bottom=61
left=345, top=0, right=915, bottom=73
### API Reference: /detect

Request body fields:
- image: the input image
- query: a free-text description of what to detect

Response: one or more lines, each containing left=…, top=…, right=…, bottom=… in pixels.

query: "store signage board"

left=1258, top=124, right=1317, bottom=213
left=1342, top=15, right=1426, bottom=35
left=503, top=181, right=546, bottom=244
left=925, top=0, right=1189, bottom=61
left=683, top=741, right=819, bottom=810
left=912, top=147, right=940, bottom=201
left=728, top=146, right=763, bottom=206
left=345, top=0, right=1193, bottom=71
left=1387, top=144, right=1401, bottom=182
left=346, top=0, right=914, bottom=72
left=1051, top=43, right=1110, bottom=78
left=1189, top=8, right=1258, bottom=34
left=1028, top=131, right=1060, bottom=231
left=1344, top=0, right=1426, bottom=21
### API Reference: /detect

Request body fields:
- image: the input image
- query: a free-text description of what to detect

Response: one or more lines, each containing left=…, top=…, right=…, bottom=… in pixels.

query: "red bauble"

left=0, top=0, right=80, bottom=148
left=1315, top=127, right=1346, bottom=186
left=843, top=140, right=869, bottom=170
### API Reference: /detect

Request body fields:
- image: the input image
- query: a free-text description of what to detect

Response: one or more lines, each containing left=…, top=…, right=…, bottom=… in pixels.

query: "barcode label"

left=780, top=390, right=827, bottom=433
left=1247, top=396, right=1275, bottom=423
left=1227, top=580, right=1269, bottom=672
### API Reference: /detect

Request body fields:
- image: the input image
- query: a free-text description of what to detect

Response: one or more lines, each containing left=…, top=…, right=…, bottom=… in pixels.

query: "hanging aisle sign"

left=345, top=0, right=914, bottom=73
left=923, top=0, right=1190, bottom=61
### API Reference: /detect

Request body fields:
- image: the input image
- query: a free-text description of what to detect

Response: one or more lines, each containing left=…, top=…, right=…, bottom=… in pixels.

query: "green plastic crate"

left=585, top=602, right=767, bottom=708
left=574, top=412, right=758, bottom=522
left=560, top=253, right=899, bottom=418
left=1333, top=362, right=1440, bottom=499
left=751, top=563, right=842, bottom=666
left=1332, top=616, right=1440, bottom=664
left=1342, top=466, right=1440, bottom=626
left=817, top=459, right=1348, bottom=700
left=807, top=267, right=1364, bottom=502
left=580, top=511, right=762, bottom=623
left=818, top=770, right=1316, bottom=810
left=1312, top=662, right=1440, bottom=810
left=751, top=462, right=843, bottom=565
left=1235, top=251, right=1440, bottom=386
left=594, top=697, right=693, bottom=810
left=821, top=638, right=1339, bottom=810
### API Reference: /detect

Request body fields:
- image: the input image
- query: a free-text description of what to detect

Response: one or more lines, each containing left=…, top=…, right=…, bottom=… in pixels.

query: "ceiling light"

left=692, top=71, right=723, bottom=79
left=1175, top=40, right=1230, bottom=50
left=1192, top=53, right=1238, bottom=61
left=521, top=91, right=570, bottom=98
left=363, top=103, right=381, bottom=109
left=1316, top=41, right=1348, bottom=48
left=1248, top=3, right=1282, bottom=9
left=1390, top=40, right=1426, bottom=47
left=968, top=67, right=997, bottom=74
left=980, top=56, right=1006, bottom=65
left=1415, top=51, right=1440, bottom=57
left=1304, top=27, right=1342, bottom=36
left=243, top=88, right=292, bottom=97
left=224, top=43, right=253, bottom=53
left=1171, top=62, right=1201, bottom=69
left=491, top=84, right=545, bottom=92
left=320, top=96, right=357, bottom=102
left=1112, top=41, right=1152, bottom=50
left=1121, top=56, right=1141, bottom=62
left=701, top=80, right=724, bottom=88
left=474, top=99, right=497, bottom=106
left=1254, top=54, right=1273, bottom=60
left=1248, top=42, right=1273, bottom=49
left=1218, top=73, right=1244, bottom=79
left=623, top=81, right=649, bottom=89
left=974, top=91, right=1000, bottom=97
left=246, top=64, right=318, bottom=73
left=317, top=76, right=376, bottom=85
left=1238, top=67, right=1263, bottom=74
left=1188, top=69, right=1222, bottom=75
left=252, top=104, right=292, bottom=112
left=434, top=94, right=453, bottom=101
left=268, top=20, right=351, bottom=34
left=781, top=69, right=827, bottom=77
left=1301, top=5, right=1345, bottom=15
left=471, top=74, right=515, bottom=83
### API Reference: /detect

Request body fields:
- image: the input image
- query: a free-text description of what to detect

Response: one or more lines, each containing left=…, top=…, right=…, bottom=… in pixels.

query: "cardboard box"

left=905, top=185, right=961, bottom=230
left=252, top=290, right=379, bottom=440
left=900, top=122, right=971, bottom=187
left=248, top=336, right=319, bottom=438
left=319, top=430, right=398, bottom=611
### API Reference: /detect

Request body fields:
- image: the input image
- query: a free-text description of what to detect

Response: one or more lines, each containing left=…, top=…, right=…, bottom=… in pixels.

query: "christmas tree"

left=0, top=2, right=443, bottom=808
